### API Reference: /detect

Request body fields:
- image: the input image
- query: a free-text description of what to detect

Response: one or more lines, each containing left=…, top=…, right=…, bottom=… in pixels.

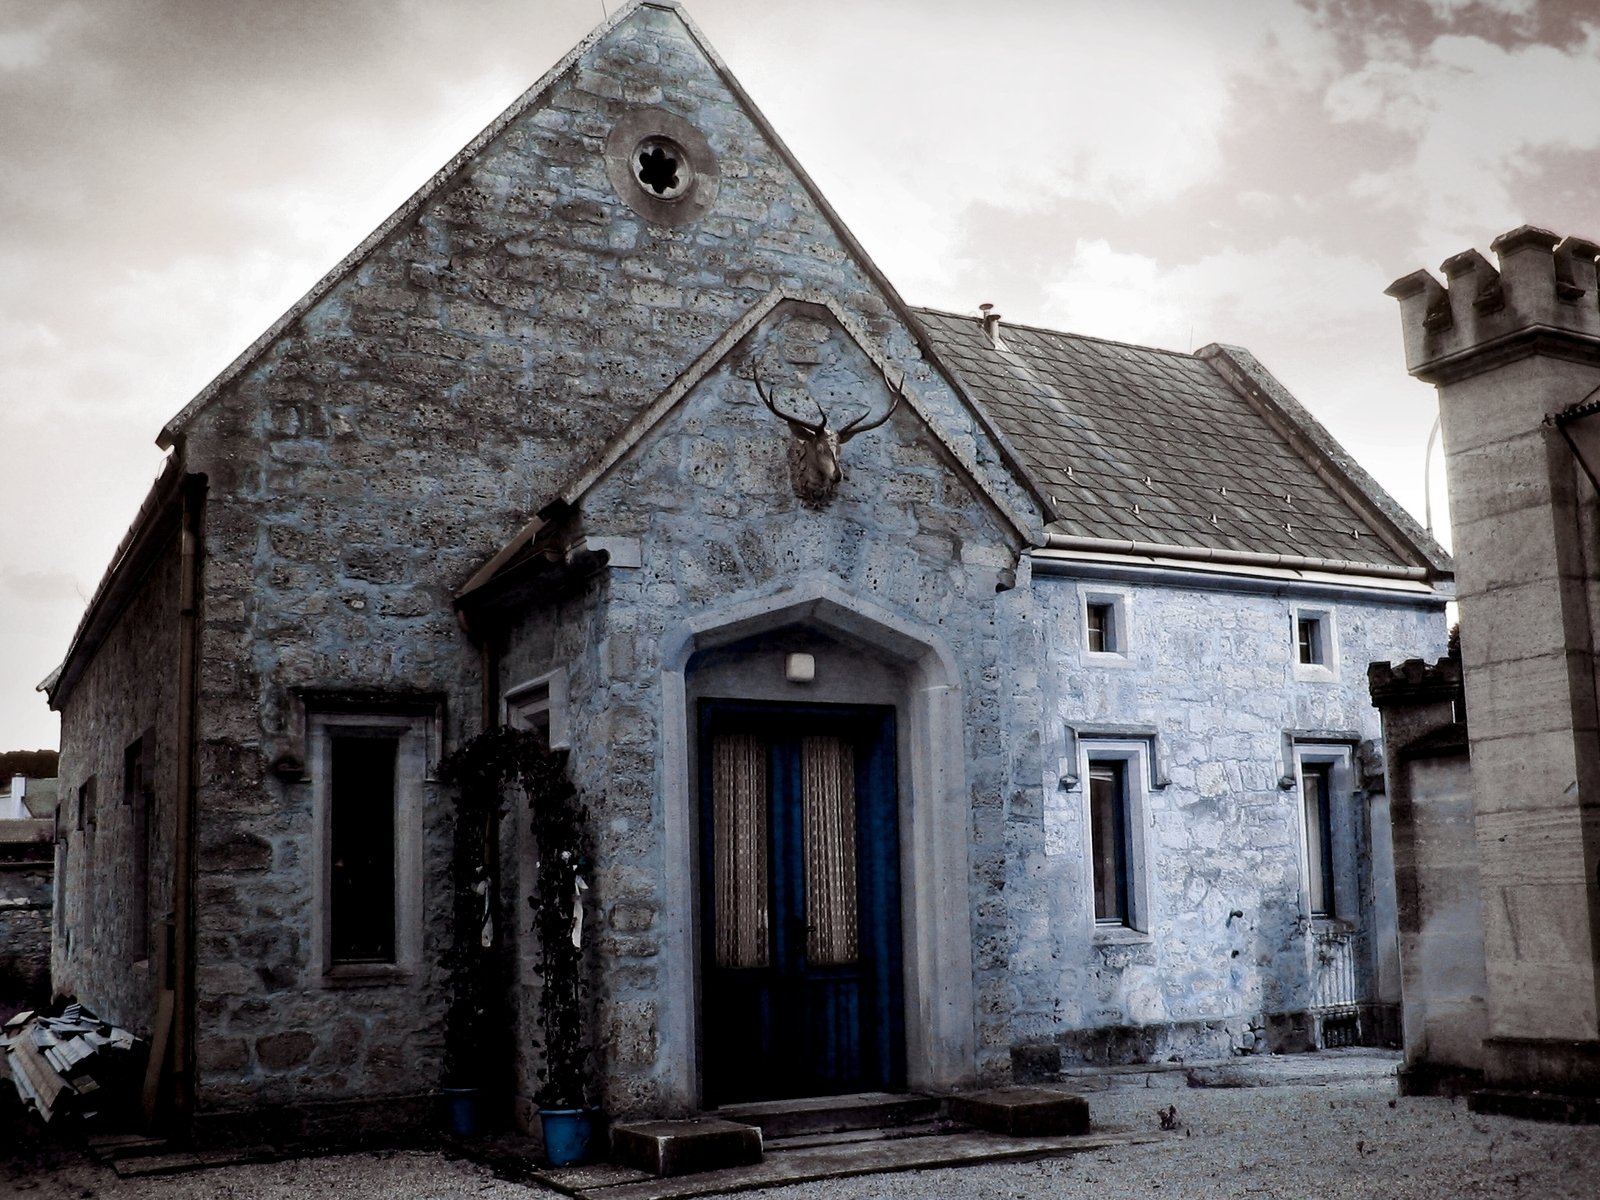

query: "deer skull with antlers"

left=753, top=374, right=901, bottom=507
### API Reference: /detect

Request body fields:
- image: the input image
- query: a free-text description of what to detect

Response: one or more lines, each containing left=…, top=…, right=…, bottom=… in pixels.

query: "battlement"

left=1368, top=655, right=1462, bottom=709
left=1386, top=226, right=1600, bottom=383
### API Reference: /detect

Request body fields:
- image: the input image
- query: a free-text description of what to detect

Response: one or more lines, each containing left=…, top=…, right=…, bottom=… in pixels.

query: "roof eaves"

left=155, top=0, right=655, bottom=451
left=44, top=457, right=189, bottom=709
left=1196, top=344, right=1454, bottom=580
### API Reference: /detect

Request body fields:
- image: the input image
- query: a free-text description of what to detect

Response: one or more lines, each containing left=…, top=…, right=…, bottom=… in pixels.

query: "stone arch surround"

left=656, top=579, right=977, bottom=1107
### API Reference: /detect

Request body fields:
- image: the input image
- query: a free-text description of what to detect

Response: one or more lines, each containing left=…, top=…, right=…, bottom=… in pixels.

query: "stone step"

left=1469, top=1089, right=1600, bottom=1125
left=762, top=1117, right=950, bottom=1151
left=946, top=1087, right=1090, bottom=1137
left=610, top=1117, right=764, bottom=1179
left=717, top=1090, right=941, bottom=1139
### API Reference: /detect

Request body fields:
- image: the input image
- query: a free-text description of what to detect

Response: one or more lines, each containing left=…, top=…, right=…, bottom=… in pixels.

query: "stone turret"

left=1387, top=227, right=1600, bottom=1114
left=1387, top=226, right=1600, bottom=383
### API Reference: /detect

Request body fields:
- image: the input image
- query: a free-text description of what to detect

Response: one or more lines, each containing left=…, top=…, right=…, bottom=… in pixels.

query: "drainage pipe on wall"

left=171, top=474, right=206, bottom=1133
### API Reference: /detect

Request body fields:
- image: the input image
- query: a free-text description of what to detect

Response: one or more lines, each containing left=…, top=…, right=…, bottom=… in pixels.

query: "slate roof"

left=915, top=308, right=1433, bottom=571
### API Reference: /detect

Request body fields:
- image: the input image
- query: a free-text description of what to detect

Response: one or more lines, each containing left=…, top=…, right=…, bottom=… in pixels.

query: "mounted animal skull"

left=753, top=374, right=901, bottom=507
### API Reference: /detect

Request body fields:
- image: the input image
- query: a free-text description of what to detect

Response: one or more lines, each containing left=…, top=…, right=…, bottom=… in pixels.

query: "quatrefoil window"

left=632, top=136, right=692, bottom=200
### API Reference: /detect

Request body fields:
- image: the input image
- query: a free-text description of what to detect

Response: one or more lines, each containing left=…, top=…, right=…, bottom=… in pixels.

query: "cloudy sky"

left=2, top=0, right=1596, bottom=749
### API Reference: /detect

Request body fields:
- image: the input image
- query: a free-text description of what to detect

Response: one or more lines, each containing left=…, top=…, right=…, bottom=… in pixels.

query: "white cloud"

left=715, top=0, right=1342, bottom=300
left=1324, top=26, right=1600, bottom=245
left=1421, top=0, right=1535, bottom=17
left=0, top=2, right=86, bottom=72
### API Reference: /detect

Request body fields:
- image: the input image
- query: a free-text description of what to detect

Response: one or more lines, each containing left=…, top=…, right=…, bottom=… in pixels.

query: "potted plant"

left=438, top=727, right=598, bottom=1162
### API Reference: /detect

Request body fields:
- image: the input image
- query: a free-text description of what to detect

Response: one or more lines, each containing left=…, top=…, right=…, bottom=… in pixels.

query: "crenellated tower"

left=1388, top=226, right=1600, bottom=1110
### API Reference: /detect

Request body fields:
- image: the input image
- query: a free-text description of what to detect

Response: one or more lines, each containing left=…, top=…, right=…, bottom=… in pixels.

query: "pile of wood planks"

left=3, top=1004, right=140, bottom=1122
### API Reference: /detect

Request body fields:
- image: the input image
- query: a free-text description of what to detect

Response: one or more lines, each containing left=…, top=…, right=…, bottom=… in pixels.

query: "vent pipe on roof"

left=979, top=302, right=1006, bottom=350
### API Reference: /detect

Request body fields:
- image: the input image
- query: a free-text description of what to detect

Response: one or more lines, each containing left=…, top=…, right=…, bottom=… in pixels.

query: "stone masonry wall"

left=175, top=3, right=1034, bottom=1119
left=499, top=304, right=1036, bottom=1113
left=1017, top=577, right=1446, bottom=1065
left=52, top=534, right=181, bottom=1036
left=0, top=855, right=53, bottom=1011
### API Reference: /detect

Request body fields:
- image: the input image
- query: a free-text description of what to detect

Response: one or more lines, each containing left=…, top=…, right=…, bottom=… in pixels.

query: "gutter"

left=1040, top=532, right=1436, bottom=582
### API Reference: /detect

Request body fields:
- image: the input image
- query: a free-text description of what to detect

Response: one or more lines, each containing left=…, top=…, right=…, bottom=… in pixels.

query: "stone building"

left=0, top=749, right=56, bottom=1012
left=43, top=1, right=1450, bottom=1138
left=1383, top=226, right=1600, bottom=1117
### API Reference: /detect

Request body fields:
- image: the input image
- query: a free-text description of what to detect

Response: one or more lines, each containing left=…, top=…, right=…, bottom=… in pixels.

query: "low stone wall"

left=0, top=847, right=54, bottom=1014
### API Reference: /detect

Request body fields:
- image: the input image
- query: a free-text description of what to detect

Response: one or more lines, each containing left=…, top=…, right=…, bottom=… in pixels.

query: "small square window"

left=1082, top=590, right=1131, bottom=660
left=505, top=670, right=569, bottom=750
left=1297, top=616, right=1324, bottom=665
left=1087, top=604, right=1116, bottom=654
left=1290, top=606, right=1338, bottom=680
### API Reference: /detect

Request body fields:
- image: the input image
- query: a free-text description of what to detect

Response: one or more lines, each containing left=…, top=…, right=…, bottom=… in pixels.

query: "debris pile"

left=2, top=1003, right=141, bottom=1122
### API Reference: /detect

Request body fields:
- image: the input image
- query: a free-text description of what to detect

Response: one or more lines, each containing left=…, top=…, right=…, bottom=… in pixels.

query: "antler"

left=835, top=381, right=902, bottom=444
left=753, top=374, right=827, bottom=435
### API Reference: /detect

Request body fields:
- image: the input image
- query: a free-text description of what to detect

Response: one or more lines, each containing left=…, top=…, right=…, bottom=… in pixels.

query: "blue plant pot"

left=540, top=1106, right=599, bottom=1166
left=441, top=1087, right=483, bottom=1137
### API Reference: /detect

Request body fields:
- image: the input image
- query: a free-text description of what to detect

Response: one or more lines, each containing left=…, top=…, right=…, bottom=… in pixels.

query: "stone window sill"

left=321, top=962, right=412, bottom=989
left=1083, top=650, right=1136, bottom=670
left=1092, top=924, right=1152, bottom=946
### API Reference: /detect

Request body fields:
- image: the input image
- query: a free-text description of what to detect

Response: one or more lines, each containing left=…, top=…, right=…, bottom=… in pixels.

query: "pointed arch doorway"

left=698, top=699, right=905, bottom=1104
left=656, top=583, right=977, bottom=1113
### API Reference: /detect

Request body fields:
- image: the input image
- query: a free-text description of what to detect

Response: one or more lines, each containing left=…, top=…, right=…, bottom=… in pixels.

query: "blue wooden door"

left=699, top=701, right=904, bottom=1104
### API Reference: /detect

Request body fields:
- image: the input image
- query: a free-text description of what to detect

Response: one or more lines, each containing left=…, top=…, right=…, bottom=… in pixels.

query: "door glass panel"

left=802, top=735, right=859, bottom=965
left=713, top=733, right=770, bottom=968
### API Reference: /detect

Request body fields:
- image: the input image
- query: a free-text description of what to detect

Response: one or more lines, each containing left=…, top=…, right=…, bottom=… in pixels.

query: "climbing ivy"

left=437, top=727, right=593, bottom=1109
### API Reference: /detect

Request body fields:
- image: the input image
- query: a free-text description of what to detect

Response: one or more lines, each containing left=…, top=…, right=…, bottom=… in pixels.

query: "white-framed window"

left=1077, top=738, right=1153, bottom=939
left=503, top=669, right=569, bottom=749
left=308, top=710, right=431, bottom=982
left=1291, top=743, right=1355, bottom=923
left=1081, top=587, right=1133, bottom=663
left=1290, top=604, right=1338, bottom=680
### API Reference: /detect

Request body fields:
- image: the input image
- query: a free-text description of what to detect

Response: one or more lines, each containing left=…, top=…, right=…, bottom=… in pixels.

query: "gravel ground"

left=742, top=1084, right=1600, bottom=1200
left=5, top=1082, right=1599, bottom=1199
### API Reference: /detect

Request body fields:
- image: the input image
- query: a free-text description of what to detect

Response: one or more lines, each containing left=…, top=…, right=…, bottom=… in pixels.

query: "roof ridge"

left=911, top=305, right=1200, bottom=360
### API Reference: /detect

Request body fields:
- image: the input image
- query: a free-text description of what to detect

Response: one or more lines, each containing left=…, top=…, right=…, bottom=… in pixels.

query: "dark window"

left=1297, top=616, right=1324, bottom=665
left=1087, top=603, right=1117, bottom=654
left=55, top=836, right=68, bottom=944
left=1302, top=761, right=1336, bottom=917
left=76, top=778, right=94, bottom=832
left=1089, top=761, right=1131, bottom=924
left=329, top=735, right=399, bottom=964
left=124, top=738, right=151, bottom=960
left=515, top=682, right=553, bottom=749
